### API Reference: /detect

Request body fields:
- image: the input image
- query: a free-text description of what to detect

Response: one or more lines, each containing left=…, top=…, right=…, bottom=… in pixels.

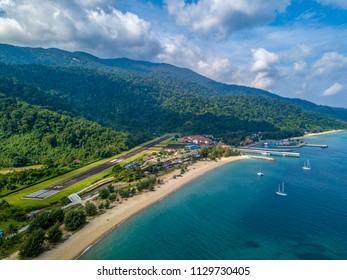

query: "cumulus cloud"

left=252, top=71, right=276, bottom=89
left=316, top=0, right=347, bottom=9
left=196, top=57, right=237, bottom=82
left=157, top=36, right=202, bottom=67
left=165, top=0, right=290, bottom=39
left=0, top=0, right=160, bottom=59
left=249, top=48, right=279, bottom=90
left=0, top=17, right=24, bottom=39
left=157, top=36, right=237, bottom=82
left=321, top=83, right=343, bottom=96
left=313, top=52, right=347, bottom=75
left=251, top=48, right=279, bottom=72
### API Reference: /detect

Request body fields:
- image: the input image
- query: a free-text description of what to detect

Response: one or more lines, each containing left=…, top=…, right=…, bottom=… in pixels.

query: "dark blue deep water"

left=80, top=132, right=347, bottom=260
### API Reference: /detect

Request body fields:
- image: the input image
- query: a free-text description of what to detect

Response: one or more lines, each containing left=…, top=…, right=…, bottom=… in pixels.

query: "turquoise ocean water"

left=80, top=132, right=347, bottom=260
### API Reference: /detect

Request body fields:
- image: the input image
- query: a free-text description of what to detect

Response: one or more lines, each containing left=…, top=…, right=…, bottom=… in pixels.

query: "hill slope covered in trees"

left=0, top=43, right=345, bottom=148
left=0, top=44, right=346, bottom=196
left=0, top=95, right=130, bottom=168
left=1, top=43, right=347, bottom=121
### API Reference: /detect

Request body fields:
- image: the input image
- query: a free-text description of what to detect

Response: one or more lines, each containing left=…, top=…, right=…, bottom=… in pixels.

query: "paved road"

left=43, top=134, right=172, bottom=192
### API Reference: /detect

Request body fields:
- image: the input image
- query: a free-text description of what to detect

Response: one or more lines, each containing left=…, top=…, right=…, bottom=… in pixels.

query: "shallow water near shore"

left=80, top=132, right=347, bottom=260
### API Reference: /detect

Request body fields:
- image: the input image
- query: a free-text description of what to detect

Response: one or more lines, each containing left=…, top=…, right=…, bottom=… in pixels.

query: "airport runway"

left=25, top=134, right=172, bottom=199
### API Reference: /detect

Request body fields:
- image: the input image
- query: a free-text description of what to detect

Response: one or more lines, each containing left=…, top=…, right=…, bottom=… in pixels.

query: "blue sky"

left=0, top=0, right=346, bottom=107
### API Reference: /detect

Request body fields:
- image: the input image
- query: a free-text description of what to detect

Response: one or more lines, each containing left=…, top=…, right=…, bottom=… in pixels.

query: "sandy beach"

left=288, top=129, right=345, bottom=141
left=303, top=129, right=345, bottom=138
left=35, top=155, right=248, bottom=260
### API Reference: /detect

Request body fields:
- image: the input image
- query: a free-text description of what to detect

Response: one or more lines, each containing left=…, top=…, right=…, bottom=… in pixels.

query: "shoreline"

left=303, top=129, right=345, bottom=138
left=35, top=155, right=249, bottom=260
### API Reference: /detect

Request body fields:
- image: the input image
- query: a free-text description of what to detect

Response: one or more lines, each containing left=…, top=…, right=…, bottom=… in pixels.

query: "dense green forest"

left=0, top=44, right=345, bottom=174
left=0, top=95, right=132, bottom=195
left=0, top=95, right=129, bottom=168
left=0, top=66, right=344, bottom=142
left=1, top=43, right=347, bottom=121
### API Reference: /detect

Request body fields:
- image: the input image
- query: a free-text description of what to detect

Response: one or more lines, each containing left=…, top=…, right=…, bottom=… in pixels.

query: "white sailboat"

left=257, top=164, right=264, bottom=176
left=276, top=182, right=287, bottom=196
left=302, top=159, right=311, bottom=170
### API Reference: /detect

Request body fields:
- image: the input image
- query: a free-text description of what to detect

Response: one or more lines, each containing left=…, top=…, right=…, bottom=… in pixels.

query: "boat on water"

left=302, top=159, right=311, bottom=170
left=276, top=182, right=287, bottom=196
left=261, top=152, right=270, bottom=156
left=257, top=164, right=264, bottom=176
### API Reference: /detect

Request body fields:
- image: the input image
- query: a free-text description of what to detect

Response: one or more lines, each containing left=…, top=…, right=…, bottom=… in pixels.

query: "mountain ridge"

left=0, top=43, right=345, bottom=146
left=1, top=43, right=346, bottom=114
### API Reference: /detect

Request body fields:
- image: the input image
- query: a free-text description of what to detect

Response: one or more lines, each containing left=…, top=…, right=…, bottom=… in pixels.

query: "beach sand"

left=289, top=129, right=345, bottom=141
left=35, top=155, right=249, bottom=260
left=303, top=129, right=345, bottom=138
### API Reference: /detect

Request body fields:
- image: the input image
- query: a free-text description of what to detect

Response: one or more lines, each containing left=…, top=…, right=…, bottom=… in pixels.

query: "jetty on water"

left=304, top=144, right=328, bottom=148
left=234, top=148, right=300, bottom=157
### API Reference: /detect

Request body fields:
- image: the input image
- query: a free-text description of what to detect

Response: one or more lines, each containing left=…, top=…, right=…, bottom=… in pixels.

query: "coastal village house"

left=240, top=136, right=254, bottom=146
left=180, top=135, right=213, bottom=146
left=220, top=144, right=232, bottom=149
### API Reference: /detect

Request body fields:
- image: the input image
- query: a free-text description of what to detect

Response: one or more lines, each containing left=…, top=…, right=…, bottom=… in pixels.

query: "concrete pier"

left=235, top=148, right=300, bottom=157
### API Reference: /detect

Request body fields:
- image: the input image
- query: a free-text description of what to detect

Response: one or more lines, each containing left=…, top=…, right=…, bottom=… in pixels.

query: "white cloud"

left=157, top=36, right=202, bottom=66
left=198, top=57, right=235, bottom=81
left=252, top=71, right=275, bottom=89
left=165, top=0, right=290, bottom=39
left=0, top=0, right=14, bottom=7
left=321, top=83, right=343, bottom=96
left=217, top=24, right=347, bottom=106
left=316, top=0, right=347, bottom=9
left=251, top=48, right=279, bottom=72
left=313, top=52, right=347, bottom=75
left=157, top=36, right=236, bottom=83
left=74, top=0, right=110, bottom=7
left=0, top=17, right=24, bottom=39
left=248, top=48, right=279, bottom=90
left=293, top=61, right=307, bottom=73
left=0, top=0, right=160, bottom=59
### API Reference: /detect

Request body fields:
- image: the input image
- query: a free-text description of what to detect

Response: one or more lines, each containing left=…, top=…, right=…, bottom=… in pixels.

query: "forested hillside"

left=0, top=95, right=130, bottom=168
left=1, top=43, right=347, bottom=122
left=0, top=43, right=345, bottom=197
left=0, top=44, right=345, bottom=152
left=0, top=64, right=344, bottom=141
